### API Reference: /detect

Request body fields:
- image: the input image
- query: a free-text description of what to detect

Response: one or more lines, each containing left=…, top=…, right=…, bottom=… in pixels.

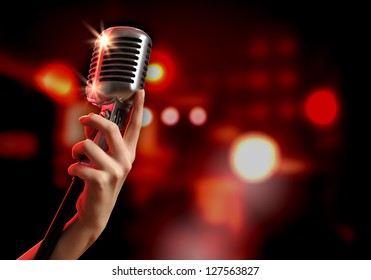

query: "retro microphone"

left=34, top=26, right=152, bottom=259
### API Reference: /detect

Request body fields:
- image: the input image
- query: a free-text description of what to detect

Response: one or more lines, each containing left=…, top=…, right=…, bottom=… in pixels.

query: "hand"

left=17, top=90, right=145, bottom=260
left=67, top=90, right=145, bottom=235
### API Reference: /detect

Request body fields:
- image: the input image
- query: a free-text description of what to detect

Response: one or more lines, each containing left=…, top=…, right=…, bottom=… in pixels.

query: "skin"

left=18, top=90, right=145, bottom=260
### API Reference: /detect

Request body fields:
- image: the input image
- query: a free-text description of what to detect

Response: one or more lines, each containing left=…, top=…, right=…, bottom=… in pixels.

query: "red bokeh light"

left=304, top=88, right=339, bottom=127
left=276, top=37, right=297, bottom=56
left=249, top=38, right=269, bottom=58
left=246, top=70, right=270, bottom=90
left=0, top=131, right=39, bottom=160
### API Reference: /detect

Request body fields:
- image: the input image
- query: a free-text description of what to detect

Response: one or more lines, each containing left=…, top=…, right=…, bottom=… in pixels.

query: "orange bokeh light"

left=35, top=63, right=79, bottom=104
left=195, top=176, right=244, bottom=232
left=0, top=131, right=39, bottom=160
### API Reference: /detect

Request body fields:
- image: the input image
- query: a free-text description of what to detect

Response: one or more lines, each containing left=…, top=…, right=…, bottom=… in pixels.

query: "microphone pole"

left=34, top=177, right=85, bottom=259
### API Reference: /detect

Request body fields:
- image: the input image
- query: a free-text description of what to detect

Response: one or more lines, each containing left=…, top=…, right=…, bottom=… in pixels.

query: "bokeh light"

left=145, top=49, right=175, bottom=92
left=142, top=107, right=153, bottom=127
left=304, top=88, right=339, bottom=127
left=229, top=132, right=281, bottom=183
left=0, top=131, right=39, bottom=160
left=35, top=63, right=78, bottom=104
left=8, top=1, right=359, bottom=261
left=189, top=106, right=207, bottom=126
left=161, top=106, right=180, bottom=126
left=146, top=63, right=165, bottom=83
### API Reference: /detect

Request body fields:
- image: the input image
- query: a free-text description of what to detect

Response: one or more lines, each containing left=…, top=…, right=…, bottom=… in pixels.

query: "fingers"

left=124, top=89, right=145, bottom=155
left=78, top=112, right=124, bottom=157
left=75, top=89, right=145, bottom=166
left=68, top=161, right=100, bottom=181
left=71, top=139, right=113, bottom=170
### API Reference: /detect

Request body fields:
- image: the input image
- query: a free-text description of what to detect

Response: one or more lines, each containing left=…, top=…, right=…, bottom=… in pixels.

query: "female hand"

left=17, top=90, right=145, bottom=260
left=68, top=89, right=145, bottom=236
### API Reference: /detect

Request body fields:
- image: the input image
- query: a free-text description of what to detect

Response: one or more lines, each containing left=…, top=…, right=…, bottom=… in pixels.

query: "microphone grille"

left=86, top=26, right=152, bottom=105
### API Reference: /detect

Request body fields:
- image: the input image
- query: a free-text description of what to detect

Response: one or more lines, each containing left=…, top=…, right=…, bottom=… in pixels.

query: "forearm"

left=17, top=214, right=103, bottom=260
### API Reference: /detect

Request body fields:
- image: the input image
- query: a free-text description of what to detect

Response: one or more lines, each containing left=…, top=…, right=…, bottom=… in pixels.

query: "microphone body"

left=34, top=26, right=152, bottom=260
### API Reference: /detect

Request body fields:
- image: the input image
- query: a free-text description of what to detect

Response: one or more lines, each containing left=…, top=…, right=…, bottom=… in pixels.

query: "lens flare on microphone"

left=83, top=20, right=105, bottom=46
left=99, top=34, right=109, bottom=48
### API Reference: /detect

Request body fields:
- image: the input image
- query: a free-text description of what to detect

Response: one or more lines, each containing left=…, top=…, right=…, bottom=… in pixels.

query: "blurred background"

left=3, top=1, right=369, bottom=259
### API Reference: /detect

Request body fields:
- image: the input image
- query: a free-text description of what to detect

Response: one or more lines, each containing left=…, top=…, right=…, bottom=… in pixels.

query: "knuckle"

left=121, top=156, right=133, bottom=174
left=106, top=122, right=119, bottom=134
left=92, top=173, right=109, bottom=189
left=82, top=139, right=94, bottom=150
left=111, top=166, right=124, bottom=183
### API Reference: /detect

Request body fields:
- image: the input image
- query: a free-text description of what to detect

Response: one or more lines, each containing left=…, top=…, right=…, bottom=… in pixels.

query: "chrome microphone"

left=84, top=26, right=152, bottom=152
left=86, top=26, right=152, bottom=106
left=34, top=26, right=152, bottom=260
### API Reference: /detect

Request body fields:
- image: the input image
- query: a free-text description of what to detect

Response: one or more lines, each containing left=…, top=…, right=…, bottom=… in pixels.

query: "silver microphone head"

left=85, top=26, right=152, bottom=106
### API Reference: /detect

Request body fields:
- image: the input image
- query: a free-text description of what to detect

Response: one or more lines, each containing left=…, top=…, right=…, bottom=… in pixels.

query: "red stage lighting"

left=145, top=49, right=175, bottom=92
left=304, top=88, right=339, bottom=127
left=0, top=131, right=39, bottom=160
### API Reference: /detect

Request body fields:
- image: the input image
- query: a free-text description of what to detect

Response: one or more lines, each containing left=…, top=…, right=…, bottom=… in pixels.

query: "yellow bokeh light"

left=146, top=63, right=164, bottom=82
left=42, top=71, right=72, bottom=96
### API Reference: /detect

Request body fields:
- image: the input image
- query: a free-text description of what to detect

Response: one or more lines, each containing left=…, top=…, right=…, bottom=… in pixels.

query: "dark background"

left=2, top=1, right=369, bottom=259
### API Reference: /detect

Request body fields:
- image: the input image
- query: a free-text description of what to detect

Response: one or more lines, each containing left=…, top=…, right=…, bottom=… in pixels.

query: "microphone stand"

left=34, top=98, right=132, bottom=259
